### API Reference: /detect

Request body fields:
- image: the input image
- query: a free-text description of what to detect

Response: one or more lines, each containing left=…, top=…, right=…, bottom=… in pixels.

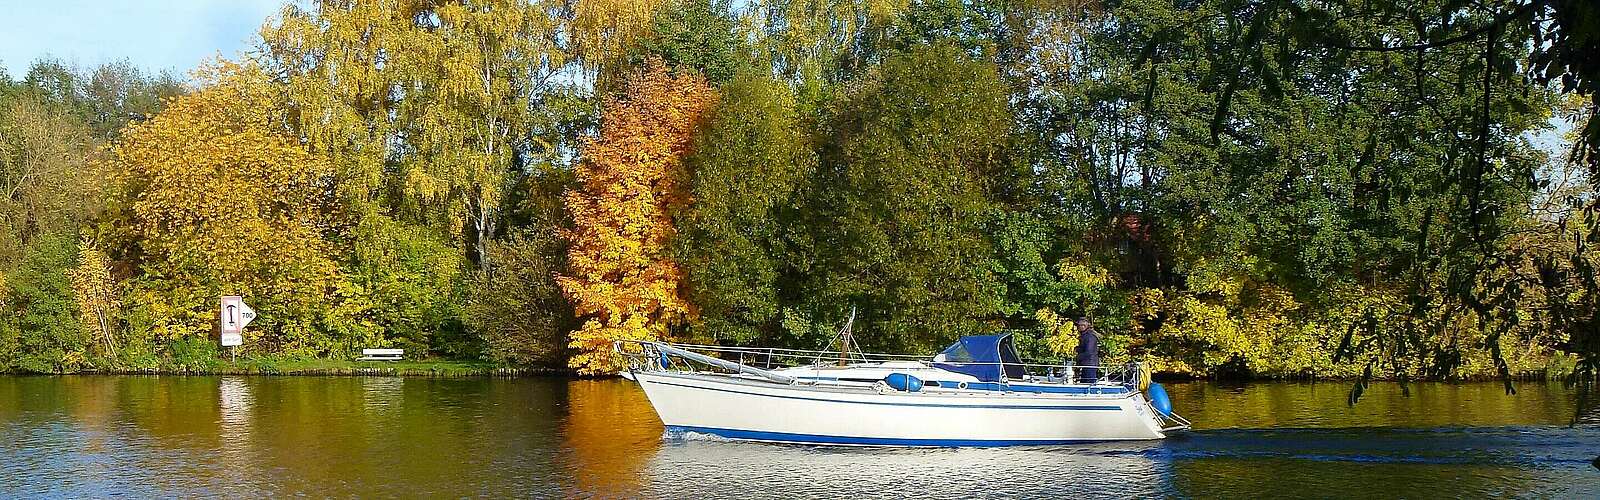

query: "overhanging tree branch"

left=1330, top=0, right=1545, bottom=52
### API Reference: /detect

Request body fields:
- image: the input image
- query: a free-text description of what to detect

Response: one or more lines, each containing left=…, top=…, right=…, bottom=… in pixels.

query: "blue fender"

left=883, top=373, right=924, bottom=392
left=1147, top=382, right=1173, bottom=416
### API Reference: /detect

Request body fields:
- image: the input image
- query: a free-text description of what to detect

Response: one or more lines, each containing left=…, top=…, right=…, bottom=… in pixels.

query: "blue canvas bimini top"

left=931, top=333, right=1026, bottom=382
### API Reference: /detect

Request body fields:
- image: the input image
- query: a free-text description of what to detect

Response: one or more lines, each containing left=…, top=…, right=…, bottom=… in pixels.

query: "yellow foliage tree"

left=106, top=59, right=355, bottom=353
left=748, top=0, right=909, bottom=76
left=403, top=0, right=565, bottom=268
left=258, top=1, right=423, bottom=210
left=260, top=1, right=566, bottom=269
left=570, top=0, right=675, bottom=80
left=67, top=240, right=120, bottom=359
left=559, top=62, right=716, bottom=374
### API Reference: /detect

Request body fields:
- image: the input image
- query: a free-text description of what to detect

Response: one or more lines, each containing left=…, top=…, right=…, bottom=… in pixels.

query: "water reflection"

left=1575, top=387, right=1600, bottom=426
left=216, top=377, right=253, bottom=473
left=640, top=440, right=1171, bottom=498
left=1162, top=380, right=1583, bottom=429
left=0, top=376, right=1595, bottom=498
left=561, top=379, right=663, bottom=497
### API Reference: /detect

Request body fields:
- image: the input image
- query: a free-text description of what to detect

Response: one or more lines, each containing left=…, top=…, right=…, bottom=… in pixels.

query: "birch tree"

left=402, top=0, right=565, bottom=269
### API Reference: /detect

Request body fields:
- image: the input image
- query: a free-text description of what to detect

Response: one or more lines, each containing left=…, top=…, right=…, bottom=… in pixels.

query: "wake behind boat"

left=616, top=327, right=1190, bottom=447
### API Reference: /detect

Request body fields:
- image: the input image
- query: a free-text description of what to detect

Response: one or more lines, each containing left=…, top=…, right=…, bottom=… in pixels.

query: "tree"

left=466, top=230, right=572, bottom=366
left=397, top=0, right=565, bottom=269
left=348, top=218, right=469, bottom=356
left=1003, top=0, right=1561, bottom=383
left=570, top=0, right=678, bottom=84
left=558, top=61, right=717, bottom=374
left=106, top=60, right=360, bottom=355
left=14, top=58, right=182, bottom=140
left=0, top=94, right=97, bottom=267
left=0, top=58, right=178, bottom=371
left=0, top=234, right=87, bottom=372
left=258, top=1, right=574, bottom=356
left=20, top=60, right=82, bottom=116
left=75, top=60, right=185, bottom=140
left=67, top=240, right=120, bottom=360
left=802, top=44, right=1012, bottom=352
left=747, top=0, right=910, bottom=81
left=1509, top=0, right=1600, bottom=385
left=0, top=67, right=13, bottom=99
left=258, top=1, right=421, bottom=211
left=631, top=0, right=743, bottom=85
left=676, top=70, right=815, bottom=344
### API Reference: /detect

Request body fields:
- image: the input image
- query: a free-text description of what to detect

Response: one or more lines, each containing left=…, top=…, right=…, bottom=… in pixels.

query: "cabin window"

left=999, top=335, right=1027, bottom=380
left=944, top=343, right=976, bottom=363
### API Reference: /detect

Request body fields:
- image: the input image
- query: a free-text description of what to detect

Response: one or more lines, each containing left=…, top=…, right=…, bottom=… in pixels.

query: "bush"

left=1, top=234, right=89, bottom=372
left=466, top=230, right=571, bottom=367
left=164, top=335, right=222, bottom=372
left=348, top=218, right=469, bottom=357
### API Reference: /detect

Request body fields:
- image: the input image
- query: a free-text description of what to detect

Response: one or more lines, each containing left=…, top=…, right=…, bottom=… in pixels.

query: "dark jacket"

left=1075, top=328, right=1101, bottom=366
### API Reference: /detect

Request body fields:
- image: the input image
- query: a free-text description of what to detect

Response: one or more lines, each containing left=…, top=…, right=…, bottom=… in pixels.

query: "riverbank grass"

left=93, top=357, right=559, bottom=377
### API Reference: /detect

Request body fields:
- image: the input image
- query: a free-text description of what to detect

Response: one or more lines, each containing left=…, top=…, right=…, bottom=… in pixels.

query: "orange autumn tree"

left=559, top=62, right=717, bottom=374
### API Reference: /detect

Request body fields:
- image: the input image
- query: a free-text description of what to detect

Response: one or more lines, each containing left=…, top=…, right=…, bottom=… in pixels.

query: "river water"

left=1, top=376, right=1596, bottom=498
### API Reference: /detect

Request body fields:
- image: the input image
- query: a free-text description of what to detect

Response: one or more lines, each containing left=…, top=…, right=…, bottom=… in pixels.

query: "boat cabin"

left=931, top=333, right=1026, bottom=382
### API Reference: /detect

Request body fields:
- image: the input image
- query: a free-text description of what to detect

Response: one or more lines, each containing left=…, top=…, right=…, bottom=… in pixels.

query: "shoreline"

left=0, top=364, right=1561, bottom=382
left=0, top=359, right=576, bottom=378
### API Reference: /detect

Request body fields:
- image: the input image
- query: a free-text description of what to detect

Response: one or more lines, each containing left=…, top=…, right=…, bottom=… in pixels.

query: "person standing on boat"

left=1074, top=317, right=1101, bottom=383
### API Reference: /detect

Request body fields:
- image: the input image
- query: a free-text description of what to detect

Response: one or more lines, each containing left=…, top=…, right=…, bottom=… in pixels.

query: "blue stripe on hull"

left=667, top=425, right=1110, bottom=447
left=645, top=378, right=1122, bottom=410
left=791, top=378, right=1129, bottom=394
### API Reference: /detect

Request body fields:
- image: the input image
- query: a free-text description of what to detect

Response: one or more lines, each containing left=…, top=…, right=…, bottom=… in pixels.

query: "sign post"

left=220, top=296, right=255, bottom=362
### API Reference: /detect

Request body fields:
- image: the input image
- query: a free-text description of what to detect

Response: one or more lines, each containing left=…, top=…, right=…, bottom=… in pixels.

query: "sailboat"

left=616, top=313, right=1190, bottom=447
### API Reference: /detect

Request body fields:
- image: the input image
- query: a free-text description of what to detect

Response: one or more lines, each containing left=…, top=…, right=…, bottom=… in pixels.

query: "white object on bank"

left=219, top=296, right=255, bottom=347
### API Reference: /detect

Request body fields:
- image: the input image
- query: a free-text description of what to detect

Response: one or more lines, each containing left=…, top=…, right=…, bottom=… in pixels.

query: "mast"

left=837, top=307, right=857, bottom=366
left=809, top=307, right=863, bottom=367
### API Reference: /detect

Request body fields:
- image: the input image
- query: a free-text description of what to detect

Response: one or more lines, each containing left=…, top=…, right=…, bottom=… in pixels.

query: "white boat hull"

left=633, top=372, right=1169, bottom=446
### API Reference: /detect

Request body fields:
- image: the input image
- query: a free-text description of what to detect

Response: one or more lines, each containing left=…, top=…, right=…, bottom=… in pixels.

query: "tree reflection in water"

left=0, top=376, right=1596, bottom=497
left=561, top=378, right=663, bottom=496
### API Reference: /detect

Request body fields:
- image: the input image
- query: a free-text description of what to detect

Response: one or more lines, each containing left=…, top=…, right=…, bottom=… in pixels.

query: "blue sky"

left=0, top=1, right=284, bottom=80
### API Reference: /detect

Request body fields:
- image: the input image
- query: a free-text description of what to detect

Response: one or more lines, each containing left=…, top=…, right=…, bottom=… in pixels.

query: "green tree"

left=0, top=94, right=97, bottom=267
left=80, top=60, right=184, bottom=140
left=1010, top=0, right=1560, bottom=381
left=632, top=0, right=743, bottom=84
left=349, top=219, right=469, bottom=356
left=801, top=43, right=1012, bottom=352
left=466, top=230, right=572, bottom=366
left=676, top=70, right=816, bottom=344
left=0, top=234, right=87, bottom=372
left=15, top=58, right=182, bottom=140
